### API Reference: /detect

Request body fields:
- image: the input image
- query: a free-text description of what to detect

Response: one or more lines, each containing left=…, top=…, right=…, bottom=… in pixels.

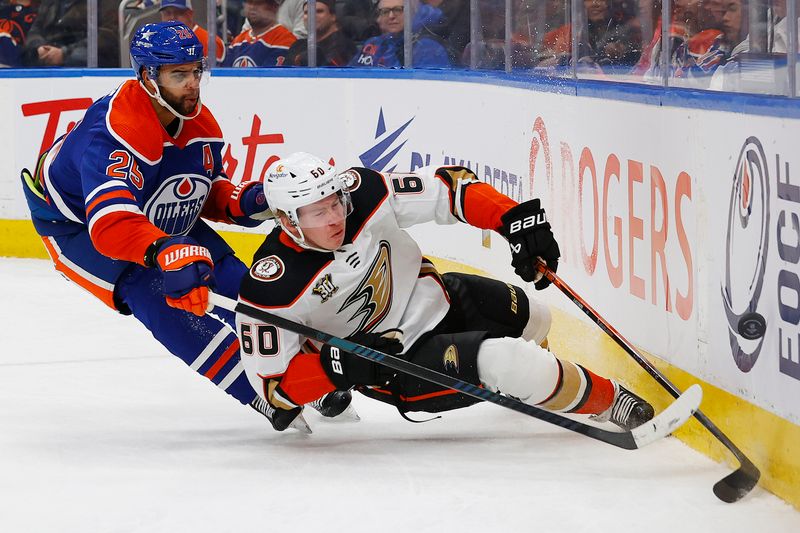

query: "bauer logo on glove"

left=499, top=199, right=560, bottom=290
left=506, top=211, right=548, bottom=235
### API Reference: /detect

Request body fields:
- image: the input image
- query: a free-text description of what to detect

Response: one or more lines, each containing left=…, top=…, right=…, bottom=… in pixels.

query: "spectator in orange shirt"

left=160, top=0, right=226, bottom=63
left=224, top=0, right=296, bottom=67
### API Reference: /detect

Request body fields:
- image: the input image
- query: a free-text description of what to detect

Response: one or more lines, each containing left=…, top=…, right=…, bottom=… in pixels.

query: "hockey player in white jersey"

left=234, top=152, right=655, bottom=432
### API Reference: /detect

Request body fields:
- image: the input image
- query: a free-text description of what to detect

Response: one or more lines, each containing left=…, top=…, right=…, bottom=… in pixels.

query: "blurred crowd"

left=0, top=0, right=797, bottom=92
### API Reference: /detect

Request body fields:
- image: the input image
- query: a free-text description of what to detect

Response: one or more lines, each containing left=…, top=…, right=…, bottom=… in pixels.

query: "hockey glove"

left=499, top=199, right=560, bottom=289
left=146, top=236, right=214, bottom=316
left=320, top=330, right=404, bottom=390
left=230, top=181, right=272, bottom=222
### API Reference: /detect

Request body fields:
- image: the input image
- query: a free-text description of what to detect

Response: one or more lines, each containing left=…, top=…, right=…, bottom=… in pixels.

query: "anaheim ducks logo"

left=339, top=241, right=392, bottom=332
left=339, top=169, right=362, bottom=192
left=443, top=344, right=459, bottom=373
left=250, top=255, right=285, bottom=282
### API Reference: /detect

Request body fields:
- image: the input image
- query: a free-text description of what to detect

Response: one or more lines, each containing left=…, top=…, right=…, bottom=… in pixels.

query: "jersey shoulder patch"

left=342, top=167, right=389, bottom=243
left=106, top=80, right=166, bottom=164
left=240, top=228, right=333, bottom=308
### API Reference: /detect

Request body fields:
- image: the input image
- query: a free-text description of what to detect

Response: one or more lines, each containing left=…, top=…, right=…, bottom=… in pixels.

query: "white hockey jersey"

left=236, top=165, right=516, bottom=406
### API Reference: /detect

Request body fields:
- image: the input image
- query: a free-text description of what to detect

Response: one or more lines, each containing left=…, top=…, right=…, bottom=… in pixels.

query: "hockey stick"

left=209, top=292, right=701, bottom=451
left=538, top=265, right=760, bottom=503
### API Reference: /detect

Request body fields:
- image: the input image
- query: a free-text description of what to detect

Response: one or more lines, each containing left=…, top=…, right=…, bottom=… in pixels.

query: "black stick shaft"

left=209, top=292, right=642, bottom=449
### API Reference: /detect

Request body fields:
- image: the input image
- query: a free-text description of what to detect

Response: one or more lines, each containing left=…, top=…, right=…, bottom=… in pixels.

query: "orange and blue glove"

left=145, top=236, right=214, bottom=316
left=228, top=181, right=271, bottom=225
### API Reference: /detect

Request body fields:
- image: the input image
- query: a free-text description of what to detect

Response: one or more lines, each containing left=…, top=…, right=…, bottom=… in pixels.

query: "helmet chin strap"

left=139, top=78, right=202, bottom=121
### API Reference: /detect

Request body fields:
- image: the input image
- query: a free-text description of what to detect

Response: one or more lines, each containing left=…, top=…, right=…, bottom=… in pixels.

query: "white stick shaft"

left=208, top=291, right=238, bottom=313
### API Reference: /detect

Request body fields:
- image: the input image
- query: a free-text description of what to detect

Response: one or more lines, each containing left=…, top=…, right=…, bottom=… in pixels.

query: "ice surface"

left=1, top=258, right=798, bottom=533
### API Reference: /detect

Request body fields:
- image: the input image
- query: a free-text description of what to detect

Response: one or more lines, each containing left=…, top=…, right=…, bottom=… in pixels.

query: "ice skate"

left=591, top=382, right=654, bottom=430
left=250, top=396, right=312, bottom=433
left=310, top=391, right=361, bottom=421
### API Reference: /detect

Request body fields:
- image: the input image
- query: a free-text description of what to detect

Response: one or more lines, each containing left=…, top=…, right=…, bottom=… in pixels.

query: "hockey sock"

left=539, top=361, right=615, bottom=414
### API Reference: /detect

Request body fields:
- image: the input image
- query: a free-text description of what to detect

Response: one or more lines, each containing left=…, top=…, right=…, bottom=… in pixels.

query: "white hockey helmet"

left=264, top=152, right=353, bottom=250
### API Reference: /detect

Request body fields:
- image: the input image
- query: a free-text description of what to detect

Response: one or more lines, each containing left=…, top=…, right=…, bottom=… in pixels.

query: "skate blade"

left=289, top=413, right=312, bottom=434
left=338, top=404, right=361, bottom=421
left=322, top=403, right=361, bottom=422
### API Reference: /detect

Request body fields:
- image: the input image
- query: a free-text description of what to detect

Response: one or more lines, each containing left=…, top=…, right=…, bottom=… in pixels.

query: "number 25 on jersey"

left=106, top=150, right=144, bottom=190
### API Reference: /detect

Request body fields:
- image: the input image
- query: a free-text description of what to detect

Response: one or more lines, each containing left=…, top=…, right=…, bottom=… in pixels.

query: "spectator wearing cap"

left=160, top=0, right=226, bottom=63
left=225, top=0, right=296, bottom=66
left=286, top=0, right=356, bottom=65
left=349, top=0, right=452, bottom=68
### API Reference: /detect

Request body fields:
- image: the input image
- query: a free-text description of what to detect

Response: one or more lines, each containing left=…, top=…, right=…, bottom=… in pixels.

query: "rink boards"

left=0, top=70, right=797, bottom=508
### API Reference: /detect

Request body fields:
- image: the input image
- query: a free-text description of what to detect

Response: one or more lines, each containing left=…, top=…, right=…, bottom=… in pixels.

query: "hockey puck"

left=738, top=312, right=766, bottom=340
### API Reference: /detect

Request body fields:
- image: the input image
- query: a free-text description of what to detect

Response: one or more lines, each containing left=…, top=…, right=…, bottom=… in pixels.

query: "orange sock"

left=572, top=366, right=615, bottom=415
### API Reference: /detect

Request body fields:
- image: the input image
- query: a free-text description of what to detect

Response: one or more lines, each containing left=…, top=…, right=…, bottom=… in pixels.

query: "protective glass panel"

left=468, top=0, right=510, bottom=69
left=342, top=0, right=460, bottom=69
left=794, top=0, right=799, bottom=96
left=292, top=0, right=360, bottom=66
left=338, top=0, right=382, bottom=63
left=668, top=0, right=788, bottom=94
left=410, top=0, right=464, bottom=69
left=511, top=0, right=573, bottom=76
left=346, top=0, right=409, bottom=68
left=0, top=0, right=39, bottom=67
left=224, top=0, right=247, bottom=44
left=16, top=0, right=117, bottom=68
left=575, top=0, right=650, bottom=82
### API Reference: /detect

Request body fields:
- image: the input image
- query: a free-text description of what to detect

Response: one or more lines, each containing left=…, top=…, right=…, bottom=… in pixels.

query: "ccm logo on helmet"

left=508, top=213, right=547, bottom=234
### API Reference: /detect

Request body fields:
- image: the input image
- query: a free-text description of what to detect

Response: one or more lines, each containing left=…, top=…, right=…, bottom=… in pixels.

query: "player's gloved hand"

left=499, top=199, right=560, bottom=290
left=230, top=181, right=272, bottom=221
left=146, top=236, right=214, bottom=316
left=320, top=329, right=404, bottom=389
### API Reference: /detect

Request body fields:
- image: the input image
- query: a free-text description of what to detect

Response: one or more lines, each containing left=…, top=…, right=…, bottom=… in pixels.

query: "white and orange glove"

left=146, top=236, right=214, bottom=316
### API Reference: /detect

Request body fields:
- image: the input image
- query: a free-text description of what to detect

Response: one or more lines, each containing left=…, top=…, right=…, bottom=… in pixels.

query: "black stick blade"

left=712, top=459, right=761, bottom=503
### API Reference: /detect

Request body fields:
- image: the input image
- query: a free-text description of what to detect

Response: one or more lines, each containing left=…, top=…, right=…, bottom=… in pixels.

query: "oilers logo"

left=233, top=56, right=257, bottom=68
left=145, top=174, right=209, bottom=235
left=721, top=137, right=770, bottom=372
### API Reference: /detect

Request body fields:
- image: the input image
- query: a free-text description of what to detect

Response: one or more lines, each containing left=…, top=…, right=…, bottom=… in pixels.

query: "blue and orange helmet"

left=130, top=21, right=204, bottom=81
